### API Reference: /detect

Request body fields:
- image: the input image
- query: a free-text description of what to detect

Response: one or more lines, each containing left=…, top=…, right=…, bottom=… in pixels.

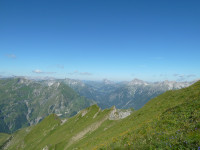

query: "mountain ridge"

left=0, top=77, right=95, bottom=133
left=1, top=80, right=199, bottom=149
left=0, top=77, right=196, bottom=134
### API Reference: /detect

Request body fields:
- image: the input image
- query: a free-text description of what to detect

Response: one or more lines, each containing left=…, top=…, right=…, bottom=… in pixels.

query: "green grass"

left=5, top=104, right=113, bottom=149
left=98, top=81, right=200, bottom=149
left=4, top=81, right=200, bottom=150
left=0, top=133, right=11, bottom=148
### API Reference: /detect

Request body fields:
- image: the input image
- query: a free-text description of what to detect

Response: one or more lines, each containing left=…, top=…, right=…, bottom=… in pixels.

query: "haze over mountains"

left=1, top=0, right=200, bottom=149
left=79, top=78, right=194, bottom=109
left=0, top=77, right=195, bottom=134
left=1, top=79, right=199, bottom=150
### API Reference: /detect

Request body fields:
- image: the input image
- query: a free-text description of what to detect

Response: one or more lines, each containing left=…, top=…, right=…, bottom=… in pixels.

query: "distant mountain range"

left=1, top=79, right=199, bottom=149
left=63, top=78, right=194, bottom=109
left=0, top=77, right=195, bottom=134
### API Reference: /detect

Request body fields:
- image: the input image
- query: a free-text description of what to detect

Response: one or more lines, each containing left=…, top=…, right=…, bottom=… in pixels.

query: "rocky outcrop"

left=109, top=106, right=132, bottom=120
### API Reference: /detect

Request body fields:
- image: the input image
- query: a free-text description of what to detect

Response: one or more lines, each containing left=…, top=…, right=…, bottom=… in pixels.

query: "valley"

left=0, top=77, right=95, bottom=133
left=0, top=77, right=199, bottom=149
left=1, top=0, right=199, bottom=149
left=0, top=79, right=199, bottom=149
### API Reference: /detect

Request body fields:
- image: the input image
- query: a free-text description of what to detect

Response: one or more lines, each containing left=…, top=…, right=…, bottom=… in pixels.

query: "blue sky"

left=0, top=0, right=200, bottom=81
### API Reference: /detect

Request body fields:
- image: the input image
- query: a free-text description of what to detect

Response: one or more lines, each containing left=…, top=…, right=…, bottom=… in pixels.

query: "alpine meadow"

left=0, top=0, right=200, bottom=150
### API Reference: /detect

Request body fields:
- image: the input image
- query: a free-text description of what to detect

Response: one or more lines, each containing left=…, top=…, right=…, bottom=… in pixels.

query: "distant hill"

left=1, top=80, right=199, bottom=149
left=0, top=77, right=95, bottom=133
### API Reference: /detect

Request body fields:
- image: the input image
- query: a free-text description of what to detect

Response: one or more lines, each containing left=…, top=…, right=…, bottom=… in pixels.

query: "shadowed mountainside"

left=0, top=77, right=95, bottom=133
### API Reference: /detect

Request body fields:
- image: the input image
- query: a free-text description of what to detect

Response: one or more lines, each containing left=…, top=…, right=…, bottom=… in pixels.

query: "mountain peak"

left=15, top=77, right=32, bottom=85
left=128, top=78, right=148, bottom=86
left=64, top=78, right=85, bottom=87
left=102, top=79, right=114, bottom=85
left=160, top=80, right=192, bottom=90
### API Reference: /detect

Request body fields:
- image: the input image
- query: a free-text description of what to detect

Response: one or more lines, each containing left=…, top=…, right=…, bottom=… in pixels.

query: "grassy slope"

left=98, top=80, right=200, bottom=149
left=69, top=80, right=200, bottom=149
left=4, top=81, right=200, bottom=150
left=5, top=105, right=113, bottom=150
left=0, top=133, right=11, bottom=148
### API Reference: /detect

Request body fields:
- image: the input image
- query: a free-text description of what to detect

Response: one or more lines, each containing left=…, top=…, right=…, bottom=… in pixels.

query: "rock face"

left=0, top=77, right=95, bottom=133
left=109, top=106, right=132, bottom=120
left=42, top=145, right=49, bottom=150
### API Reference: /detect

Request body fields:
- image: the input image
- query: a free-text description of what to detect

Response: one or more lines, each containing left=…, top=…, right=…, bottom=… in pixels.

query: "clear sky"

left=0, top=0, right=200, bottom=81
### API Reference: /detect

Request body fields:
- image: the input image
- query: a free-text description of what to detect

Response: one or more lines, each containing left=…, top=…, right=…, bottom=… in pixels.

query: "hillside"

left=0, top=78, right=95, bottom=133
left=0, top=133, right=11, bottom=149
left=100, top=81, right=200, bottom=149
left=1, top=105, right=118, bottom=150
left=2, top=80, right=199, bottom=149
left=0, top=77, right=192, bottom=134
